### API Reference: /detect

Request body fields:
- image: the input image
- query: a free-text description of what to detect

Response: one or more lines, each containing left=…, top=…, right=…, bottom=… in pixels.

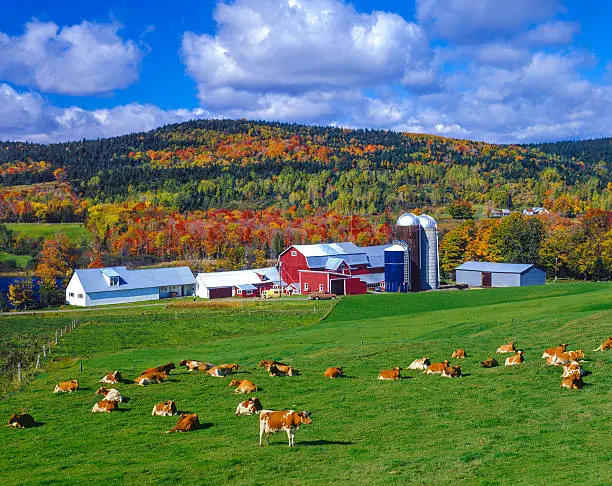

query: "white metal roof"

left=196, top=267, right=281, bottom=288
left=74, top=266, right=195, bottom=294
left=290, top=242, right=363, bottom=257
left=397, top=212, right=420, bottom=226
left=455, top=261, right=536, bottom=274
left=358, top=273, right=385, bottom=285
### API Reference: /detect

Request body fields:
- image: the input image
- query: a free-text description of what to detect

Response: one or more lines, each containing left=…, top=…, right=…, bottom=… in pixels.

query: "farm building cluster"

left=65, top=213, right=545, bottom=306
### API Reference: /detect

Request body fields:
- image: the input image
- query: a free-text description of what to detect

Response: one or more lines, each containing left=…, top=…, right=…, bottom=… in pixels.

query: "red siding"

left=299, top=271, right=330, bottom=294
left=344, top=277, right=367, bottom=295
left=279, top=247, right=308, bottom=286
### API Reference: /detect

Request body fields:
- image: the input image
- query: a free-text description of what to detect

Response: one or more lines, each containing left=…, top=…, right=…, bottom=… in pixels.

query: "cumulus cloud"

left=0, top=20, right=144, bottom=95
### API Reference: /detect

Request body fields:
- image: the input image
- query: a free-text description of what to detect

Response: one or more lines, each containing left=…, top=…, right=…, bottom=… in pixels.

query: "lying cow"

left=166, top=413, right=200, bottom=433
left=92, top=399, right=119, bottom=413
left=54, top=379, right=79, bottom=393
left=561, top=370, right=583, bottom=390
left=135, top=371, right=168, bottom=386
left=407, top=357, right=429, bottom=370
left=229, top=379, right=258, bottom=394
left=269, top=364, right=297, bottom=377
left=99, top=371, right=122, bottom=384
left=324, top=367, right=345, bottom=378
left=496, top=342, right=516, bottom=354
left=142, top=362, right=176, bottom=375
left=378, top=367, right=401, bottom=380
left=178, top=359, right=214, bottom=372
left=95, top=387, right=125, bottom=403
left=541, top=343, right=568, bottom=359
left=235, top=397, right=263, bottom=416
left=259, top=410, right=312, bottom=447
left=481, top=357, right=499, bottom=368
left=441, top=365, right=462, bottom=378
left=258, top=360, right=289, bottom=371
left=452, top=349, right=467, bottom=359
left=594, top=336, right=612, bottom=352
left=206, top=366, right=230, bottom=377
left=505, top=350, right=525, bottom=366
left=424, top=360, right=450, bottom=374
left=152, top=401, right=178, bottom=416
left=546, top=350, right=585, bottom=366
left=562, top=361, right=585, bottom=378
left=7, top=413, right=34, bottom=429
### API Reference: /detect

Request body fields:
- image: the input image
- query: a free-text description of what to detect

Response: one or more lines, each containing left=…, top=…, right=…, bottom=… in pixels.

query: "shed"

left=455, top=261, right=545, bottom=287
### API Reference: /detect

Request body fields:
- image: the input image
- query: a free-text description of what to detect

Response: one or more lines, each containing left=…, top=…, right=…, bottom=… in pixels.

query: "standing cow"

left=259, top=410, right=312, bottom=447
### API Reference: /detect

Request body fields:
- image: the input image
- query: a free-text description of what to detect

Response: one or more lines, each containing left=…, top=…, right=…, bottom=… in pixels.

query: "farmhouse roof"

left=196, top=267, right=281, bottom=288
left=455, top=261, right=536, bottom=274
left=74, top=266, right=196, bottom=294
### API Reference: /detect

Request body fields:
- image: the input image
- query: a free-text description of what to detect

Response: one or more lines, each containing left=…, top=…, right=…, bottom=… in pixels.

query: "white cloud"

left=0, top=20, right=144, bottom=95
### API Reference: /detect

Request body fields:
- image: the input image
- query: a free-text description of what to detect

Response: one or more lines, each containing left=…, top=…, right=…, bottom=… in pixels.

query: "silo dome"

left=396, top=212, right=420, bottom=226
left=418, top=214, right=437, bottom=229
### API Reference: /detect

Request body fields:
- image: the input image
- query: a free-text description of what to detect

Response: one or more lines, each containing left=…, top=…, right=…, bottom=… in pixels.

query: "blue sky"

left=1, top=0, right=612, bottom=143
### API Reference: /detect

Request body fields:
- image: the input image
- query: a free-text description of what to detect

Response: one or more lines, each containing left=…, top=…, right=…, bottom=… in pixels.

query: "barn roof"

left=287, top=242, right=390, bottom=270
left=455, top=261, right=536, bottom=274
left=291, top=242, right=362, bottom=257
left=196, top=267, right=281, bottom=288
left=358, top=272, right=385, bottom=285
left=74, top=266, right=196, bottom=294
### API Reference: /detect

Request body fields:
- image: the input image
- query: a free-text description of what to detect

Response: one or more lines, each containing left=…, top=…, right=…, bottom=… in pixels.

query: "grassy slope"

left=0, top=252, right=33, bottom=268
left=5, top=223, right=90, bottom=243
left=0, top=284, right=610, bottom=485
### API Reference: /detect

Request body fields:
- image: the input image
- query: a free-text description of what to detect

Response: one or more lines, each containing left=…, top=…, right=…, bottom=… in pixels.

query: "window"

left=109, top=276, right=119, bottom=286
left=237, top=288, right=242, bottom=295
left=291, top=250, right=297, bottom=256
left=69, top=292, right=74, bottom=297
left=304, top=282, right=309, bottom=291
left=77, top=294, right=83, bottom=299
left=319, top=284, right=324, bottom=291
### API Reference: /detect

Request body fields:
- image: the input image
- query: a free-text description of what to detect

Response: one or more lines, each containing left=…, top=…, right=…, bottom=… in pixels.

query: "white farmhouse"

left=66, top=266, right=196, bottom=307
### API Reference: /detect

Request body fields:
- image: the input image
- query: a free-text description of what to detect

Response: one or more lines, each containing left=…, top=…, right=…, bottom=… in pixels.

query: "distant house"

left=455, top=261, right=545, bottom=287
left=195, top=267, right=281, bottom=299
left=523, top=207, right=549, bottom=216
left=66, top=266, right=196, bottom=307
left=489, top=209, right=511, bottom=218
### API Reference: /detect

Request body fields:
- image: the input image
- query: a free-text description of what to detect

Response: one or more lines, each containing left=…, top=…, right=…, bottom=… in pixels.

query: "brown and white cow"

left=562, top=361, right=585, bottom=378
left=258, top=360, right=290, bottom=371
left=547, top=350, right=585, bottom=366
left=142, top=362, right=176, bottom=375
left=407, top=357, right=430, bottom=370
left=99, top=371, right=122, bottom=384
left=496, top=342, right=516, bottom=354
left=229, top=379, right=258, bottom=394
left=378, top=367, right=401, bottom=380
left=480, top=357, right=499, bottom=368
left=135, top=371, right=168, bottom=386
left=206, top=365, right=230, bottom=377
left=269, top=364, right=296, bottom=377
left=259, top=410, right=312, bottom=447
left=560, top=370, right=583, bottom=390
left=235, top=397, right=263, bottom=416
left=54, top=379, right=79, bottom=393
left=324, top=367, right=345, bottom=378
left=152, top=401, right=178, bottom=416
left=166, top=413, right=200, bottom=433
left=7, top=413, right=34, bottom=429
left=541, top=343, right=568, bottom=359
left=95, top=387, right=125, bottom=403
left=424, top=360, right=450, bottom=374
left=594, top=336, right=612, bottom=352
left=441, top=365, right=462, bottom=378
left=178, top=360, right=214, bottom=372
left=505, top=350, right=525, bottom=366
left=92, top=399, right=119, bottom=413
left=452, top=349, right=467, bottom=359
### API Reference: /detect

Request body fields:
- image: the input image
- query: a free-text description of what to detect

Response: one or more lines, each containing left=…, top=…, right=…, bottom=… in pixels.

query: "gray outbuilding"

left=455, top=261, right=546, bottom=287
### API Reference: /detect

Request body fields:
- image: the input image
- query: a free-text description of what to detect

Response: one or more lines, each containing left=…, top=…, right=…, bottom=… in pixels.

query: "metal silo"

left=384, top=242, right=410, bottom=293
left=418, top=214, right=440, bottom=290
left=396, top=212, right=421, bottom=291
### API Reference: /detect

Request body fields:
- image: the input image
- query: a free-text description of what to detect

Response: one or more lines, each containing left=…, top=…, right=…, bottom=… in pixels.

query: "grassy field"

left=0, top=284, right=610, bottom=485
left=5, top=223, right=90, bottom=243
left=0, top=252, right=33, bottom=269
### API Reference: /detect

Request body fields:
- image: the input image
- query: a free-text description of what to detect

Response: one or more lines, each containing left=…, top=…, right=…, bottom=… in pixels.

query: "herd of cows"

left=6, top=335, right=612, bottom=446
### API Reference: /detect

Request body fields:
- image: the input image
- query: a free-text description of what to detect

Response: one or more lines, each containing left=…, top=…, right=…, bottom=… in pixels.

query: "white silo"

left=418, top=214, right=439, bottom=290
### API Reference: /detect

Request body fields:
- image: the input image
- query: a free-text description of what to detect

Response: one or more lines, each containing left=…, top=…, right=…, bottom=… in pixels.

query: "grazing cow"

left=560, top=370, right=583, bottom=390
left=424, top=360, right=450, bottom=374
left=54, top=379, right=79, bottom=393
left=480, top=357, right=499, bottom=368
left=92, top=399, right=119, bottom=413
left=441, top=365, right=462, bottom=378
left=235, top=397, right=263, bottom=416
left=152, top=401, right=178, bottom=416
left=505, top=350, right=525, bottom=366
left=7, top=413, right=34, bottom=429
left=142, top=362, right=176, bottom=375
left=95, top=387, right=125, bottom=403
left=407, top=357, right=430, bottom=370
left=166, top=413, right=200, bottom=433
left=229, top=379, right=258, bottom=394
left=594, top=336, right=612, bottom=352
left=452, top=349, right=467, bottom=359
left=269, top=364, right=296, bottom=377
left=541, top=343, right=568, bottom=359
left=324, top=367, right=345, bottom=378
left=377, top=367, right=401, bottom=380
left=135, top=371, right=168, bottom=386
left=178, top=360, right=214, bottom=372
left=496, top=342, right=516, bottom=354
left=99, top=371, right=122, bottom=384
left=562, top=361, right=585, bottom=378
left=206, top=366, right=230, bottom=377
left=259, top=410, right=312, bottom=447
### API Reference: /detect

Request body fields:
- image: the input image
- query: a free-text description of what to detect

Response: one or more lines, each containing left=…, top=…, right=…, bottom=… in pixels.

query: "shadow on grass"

left=33, top=421, right=45, bottom=427
left=298, top=440, right=355, bottom=446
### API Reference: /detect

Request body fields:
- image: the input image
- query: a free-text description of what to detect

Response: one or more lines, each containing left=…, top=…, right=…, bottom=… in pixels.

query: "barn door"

left=482, top=272, right=492, bottom=287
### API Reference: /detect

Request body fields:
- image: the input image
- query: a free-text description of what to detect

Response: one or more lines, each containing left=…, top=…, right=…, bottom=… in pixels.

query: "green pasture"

left=5, top=223, right=90, bottom=244
left=0, top=252, right=33, bottom=269
left=0, top=283, right=610, bottom=485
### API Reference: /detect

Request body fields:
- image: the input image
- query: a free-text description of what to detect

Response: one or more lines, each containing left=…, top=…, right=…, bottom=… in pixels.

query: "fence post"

left=17, top=362, right=22, bottom=382
left=55, top=331, right=58, bottom=344
left=60, top=328, right=63, bottom=337
left=80, top=361, right=83, bottom=372
left=43, top=344, right=46, bottom=357
left=36, top=355, right=40, bottom=369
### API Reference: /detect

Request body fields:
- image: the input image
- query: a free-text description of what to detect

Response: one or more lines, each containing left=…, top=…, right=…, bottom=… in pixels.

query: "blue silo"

left=384, top=242, right=410, bottom=293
